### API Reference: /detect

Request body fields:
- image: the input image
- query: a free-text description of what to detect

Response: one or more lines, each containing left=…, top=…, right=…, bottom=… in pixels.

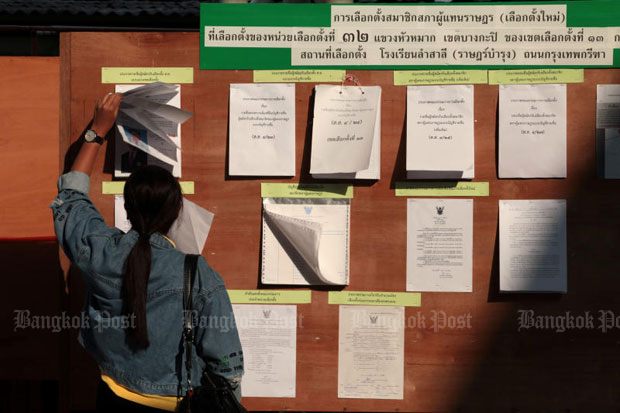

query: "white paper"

left=229, top=83, right=296, bottom=176
left=261, top=198, right=350, bottom=286
left=114, top=195, right=132, bottom=233
left=499, top=200, right=567, bottom=293
left=406, top=85, right=474, bottom=180
left=313, top=97, right=381, bottom=180
left=604, top=129, right=620, bottom=179
left=498, top=84, right=567, bottom=178
left=596, top=85, right=620, bottom=179
left=310, top=85, right=381, bottom=175
left=114, top=84, right=182, bottom=177
left=596, top=84, right=620, bottom=129
left=114, top=196, right=214, bottom=255
left=168, top=198, right=215, bottom=255
left=338, top=305, right=404, bottom=400
left=407, top=199, right=473, bottom=292
left=233, top=304, right=297, bottom=398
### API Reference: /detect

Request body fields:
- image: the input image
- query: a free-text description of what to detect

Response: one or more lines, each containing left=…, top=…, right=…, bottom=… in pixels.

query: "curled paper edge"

left=263, top=205, right=343, bottom=285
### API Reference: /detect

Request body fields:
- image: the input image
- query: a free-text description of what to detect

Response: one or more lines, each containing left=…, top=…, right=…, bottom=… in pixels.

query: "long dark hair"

left=123, top=165, right=182, bottom=349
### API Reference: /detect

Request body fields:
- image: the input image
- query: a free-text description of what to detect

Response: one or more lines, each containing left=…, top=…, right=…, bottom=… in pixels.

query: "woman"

left=51, top=93, right=243, bottom=411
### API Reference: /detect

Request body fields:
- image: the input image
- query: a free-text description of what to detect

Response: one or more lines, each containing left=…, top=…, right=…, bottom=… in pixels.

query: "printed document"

left=233, top=304, right=297, bottom=398
left=406, top=85, right=474, bottom=179
left=499, top=200, right=567, bottom=293
left=229, top=83, right=296, bottom=176
left=115, top=196, right=214, bottom=255
left=114, top=83, right=193, bottom=177
left=596, top=85, right=620, bottom=178
left=407, top=199, right=473, bottom=292
left=310, top=85, right=381, bottom=179
left=338, top=305, right=404, bottom=400
left=498, top=84, right=567, bottom=178
left=261, top=198, right=350, bottom=286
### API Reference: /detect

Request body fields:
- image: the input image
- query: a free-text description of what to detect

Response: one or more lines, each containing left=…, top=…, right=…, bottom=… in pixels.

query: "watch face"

left=85, top=129, right=97, bottom=142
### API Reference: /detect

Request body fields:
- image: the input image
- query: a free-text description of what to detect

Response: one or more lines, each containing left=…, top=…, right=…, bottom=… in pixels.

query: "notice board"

left=60, top=32, right=620, bottom=411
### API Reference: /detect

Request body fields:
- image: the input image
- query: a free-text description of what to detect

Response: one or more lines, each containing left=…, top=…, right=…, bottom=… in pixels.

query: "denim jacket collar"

left=125, top=230, right=175, bottom=250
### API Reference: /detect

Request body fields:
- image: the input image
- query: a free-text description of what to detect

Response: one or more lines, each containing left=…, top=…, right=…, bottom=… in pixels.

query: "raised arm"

left=71, top=93, right=122, bottom=175
left=52, top=93, right=123, bottom=267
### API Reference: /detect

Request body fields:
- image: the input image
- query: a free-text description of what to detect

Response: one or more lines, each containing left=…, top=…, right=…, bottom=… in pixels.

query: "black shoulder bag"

left=177, top=254, right=247, bottom=413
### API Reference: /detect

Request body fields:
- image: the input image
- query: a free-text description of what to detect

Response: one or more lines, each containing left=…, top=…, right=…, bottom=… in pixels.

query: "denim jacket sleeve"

left=193, top=258, right=244, bottom=401
left=50, top=171, right=119, bottom=270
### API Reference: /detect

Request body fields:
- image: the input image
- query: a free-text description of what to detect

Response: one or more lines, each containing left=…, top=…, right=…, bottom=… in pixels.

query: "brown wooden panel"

left=0, top=240, right=63, bottom=381
left=0, top=57, right=59, bottom=238
left=62, top=32, right=620, bottom=411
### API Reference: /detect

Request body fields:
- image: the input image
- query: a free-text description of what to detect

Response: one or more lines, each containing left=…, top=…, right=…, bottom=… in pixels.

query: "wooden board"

left=61, top=32, right=620, bottom=411
left=0, top=57, right=59, bottom=238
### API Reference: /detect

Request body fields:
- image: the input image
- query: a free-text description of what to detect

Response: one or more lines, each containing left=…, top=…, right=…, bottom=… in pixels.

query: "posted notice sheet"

left=229, top=83, right=296, bottom=176
left=406, top=85, right=475, bottom=179
left=261, top=198, right=350, bottom=286
left=338, top=305, right=404, bottom=400
left=310, top=85, right=381, bottom=179
left=407, top=199, right=473, bottom=292
left=498, top=84, right=567, bottom=178
left=596, top=85, right=620, bottom=179
left=499, top=200, right=567, bottom=293
left=233, top=304, right=297, bottom=398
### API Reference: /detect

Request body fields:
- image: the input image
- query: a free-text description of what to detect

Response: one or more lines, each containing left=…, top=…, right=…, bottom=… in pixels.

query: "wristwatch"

left=84, top=129, right=105, bottom=145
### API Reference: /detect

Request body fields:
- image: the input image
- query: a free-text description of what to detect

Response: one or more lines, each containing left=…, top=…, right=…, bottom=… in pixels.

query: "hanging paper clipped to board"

left=261, top=197, right=350, bottom=286
left=114, top=82, right=193, bottom=178
left=310, top=81, right=381, bottom=180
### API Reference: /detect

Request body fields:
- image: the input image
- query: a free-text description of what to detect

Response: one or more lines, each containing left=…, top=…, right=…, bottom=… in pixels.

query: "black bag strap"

left=183, top=254, right=200, bottom=396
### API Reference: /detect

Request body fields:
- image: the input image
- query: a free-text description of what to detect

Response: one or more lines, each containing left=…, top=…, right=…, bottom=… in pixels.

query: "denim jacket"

left=51, top=171, right=243, bottom=398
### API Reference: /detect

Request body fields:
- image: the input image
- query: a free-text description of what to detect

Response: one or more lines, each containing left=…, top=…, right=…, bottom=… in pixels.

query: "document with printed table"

left=114, top=83, right=193, bottom=178
left=232, top=304, right=297, bottom=398
left=261, top=197, right=350, bottom=285
left=498, top=84, right=567, bottom=178
left=499, top=199, right=567, bottom=293
left=407, top=198, right=473, bottom=292
left=310, top=85, right=381, bottom=179
left=229, top=83, right=296, bottom=176
left=406, top=85, right=474, bottom=179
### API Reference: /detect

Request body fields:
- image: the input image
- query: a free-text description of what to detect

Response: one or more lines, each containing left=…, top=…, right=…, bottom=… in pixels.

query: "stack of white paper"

left=114, top=83, right=193, bottom=178
left=310, top=85, right=381, bottom=180
left=406, top=198, right=473, bottom=292
left=233, top=304, right=297, bottom=398
left=498, top=84, right=567, bottom=178
left=499, top=200, right=567, bottom=293
left=229, top=83, right=296, bottom=176
left=261, top=197, right=350, bottom=285
left=114, top=196, right=214, bottom=255
left=596, top=85, right=620, bottom=179
left=406, top=85, right=475, bottom=180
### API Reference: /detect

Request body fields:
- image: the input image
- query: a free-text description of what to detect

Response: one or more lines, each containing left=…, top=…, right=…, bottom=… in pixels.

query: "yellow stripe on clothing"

left=100, top=368, right=178, bottom=411
left=161, top=234, right=176, bottom=248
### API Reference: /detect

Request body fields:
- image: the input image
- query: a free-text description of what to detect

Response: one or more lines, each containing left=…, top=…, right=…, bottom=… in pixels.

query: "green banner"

left=201, top=1, right=620, bottom=70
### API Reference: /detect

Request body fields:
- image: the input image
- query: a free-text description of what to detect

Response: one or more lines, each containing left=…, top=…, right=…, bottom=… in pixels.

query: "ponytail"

left=125, top=233, right=152, bottom=349
left=123, top=165, right=182, bottom=350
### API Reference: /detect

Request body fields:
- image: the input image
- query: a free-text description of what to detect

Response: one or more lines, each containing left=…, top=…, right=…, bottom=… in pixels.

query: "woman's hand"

left=91, top=93, right=122, bottom=137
